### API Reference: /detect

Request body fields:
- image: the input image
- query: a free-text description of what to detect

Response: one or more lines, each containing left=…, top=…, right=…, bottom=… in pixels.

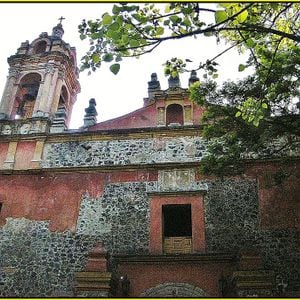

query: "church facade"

left=0, top=23, right=299, bottom=297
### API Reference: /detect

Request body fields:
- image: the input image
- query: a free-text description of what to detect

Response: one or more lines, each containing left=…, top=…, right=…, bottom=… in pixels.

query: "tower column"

left=33, top=65, right=55, bottom=117
left=50, top=71, right=64, bottom=114
left=45, top=69, right=59, bottom=113
left=0, top=71, right=19, bottom=119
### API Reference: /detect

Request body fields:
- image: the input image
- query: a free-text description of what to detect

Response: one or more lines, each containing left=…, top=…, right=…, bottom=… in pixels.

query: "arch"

left=13, top=72, right=42, bottom=119
left=140, top=282, right=209, bottom=297
left=59, top=85, right=69, bottom=106
left=166, top=104, right=184, bottom=126
left=33, top=40, right=47, bottom=54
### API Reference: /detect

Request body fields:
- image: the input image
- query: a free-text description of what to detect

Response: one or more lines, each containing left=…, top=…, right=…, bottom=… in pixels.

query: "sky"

left=0, top=3, right=252, bottom=129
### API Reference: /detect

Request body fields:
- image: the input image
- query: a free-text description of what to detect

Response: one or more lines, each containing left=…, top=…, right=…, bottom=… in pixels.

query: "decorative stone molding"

left=0, top=118, right=50, bottom=136
left=146, top=169, right=208, bottom=194
left=141, top=282, right=209, bottom=297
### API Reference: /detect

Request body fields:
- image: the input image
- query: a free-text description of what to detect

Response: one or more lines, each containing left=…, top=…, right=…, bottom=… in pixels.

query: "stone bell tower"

left=0, top=20, right=80, bottom=129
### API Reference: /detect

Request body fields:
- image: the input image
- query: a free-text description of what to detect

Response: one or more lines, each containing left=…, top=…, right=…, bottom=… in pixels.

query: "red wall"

left=89, top=105, right=157, bottom=131
left=0, top=142, right=9, bottom=166
left=0, top=170, right=157, bottom=231
left=118, top=261, right=234, bottom=297
left=14, top=141, right=36, bottom=170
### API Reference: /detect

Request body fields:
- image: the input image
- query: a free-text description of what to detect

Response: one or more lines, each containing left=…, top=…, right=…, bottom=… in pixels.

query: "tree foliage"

left=79, top=3, right=300, bottom=175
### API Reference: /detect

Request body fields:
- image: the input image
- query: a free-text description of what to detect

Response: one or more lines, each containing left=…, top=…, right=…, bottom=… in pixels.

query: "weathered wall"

left=0, top=131, right=299, bottom=296
left=0, top=173, right=299, bottom=296
left=41, top=136, right=206, bottom=168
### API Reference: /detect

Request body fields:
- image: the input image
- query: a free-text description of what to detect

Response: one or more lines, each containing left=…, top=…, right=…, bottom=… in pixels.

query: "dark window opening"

left=13, top=73, right=41, bottom=119
left=33, top=41, right=47, bottom=54
left=163, top=204, right=192, bottom=237
left=0, top=203, right=2, bottom=213
left=166, top=104, right=184, bottom=126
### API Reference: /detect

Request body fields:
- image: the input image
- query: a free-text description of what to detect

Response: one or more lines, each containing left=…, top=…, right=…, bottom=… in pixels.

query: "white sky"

left=0, top=3, right=252, bottom=129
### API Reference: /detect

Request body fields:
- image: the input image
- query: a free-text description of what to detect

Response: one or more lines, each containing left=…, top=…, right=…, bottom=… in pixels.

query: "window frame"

left=149, top=193, right=206, bottom=254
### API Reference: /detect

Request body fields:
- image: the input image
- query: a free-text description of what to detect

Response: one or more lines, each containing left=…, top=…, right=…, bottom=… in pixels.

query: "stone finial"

left=148, top=73, right=161, bottom=91
left=83, top=98, right=98, bottom=127
left=147, top=73, right=161, bottom=102
left=188, top=70, right=199, bottom=86
left=52, top=23, right=64, bottom=39
left=168, top=74, right=181, bottom=88
left=49, top=104, right=67, bottom=133
left=85, top=98, right=98, bottom=117
left=17, top=40, right=30, bottom=55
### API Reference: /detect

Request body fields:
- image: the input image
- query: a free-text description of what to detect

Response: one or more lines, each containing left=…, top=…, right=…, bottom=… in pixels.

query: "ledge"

left=114, top=252, right=237, bottom=265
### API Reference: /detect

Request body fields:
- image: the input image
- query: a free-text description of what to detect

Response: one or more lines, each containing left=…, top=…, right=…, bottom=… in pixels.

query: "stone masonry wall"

left=204, top=178, right=299, bottom=291
left=0, top=218, right=96, bottom=297
left=42, top=136, right=206, bottom=168
left=0, top=177, right=298, bottom=296
left=77, top=182, right=150, bottom=254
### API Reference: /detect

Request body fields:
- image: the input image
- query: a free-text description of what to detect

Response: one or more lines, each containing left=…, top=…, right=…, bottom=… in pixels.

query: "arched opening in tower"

left=13, top=73, right=41, bottom=119
left=166, top=104, right=184, bottom=126
left=33, top=40, right=47, bottom=54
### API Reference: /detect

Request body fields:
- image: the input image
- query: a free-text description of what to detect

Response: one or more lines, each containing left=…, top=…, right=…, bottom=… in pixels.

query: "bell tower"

left=0, top=20, right=80, bottom=128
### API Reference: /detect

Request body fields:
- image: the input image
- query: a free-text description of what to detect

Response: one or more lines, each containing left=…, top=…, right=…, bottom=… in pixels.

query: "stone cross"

left=58, top=16, right=65, bottom=25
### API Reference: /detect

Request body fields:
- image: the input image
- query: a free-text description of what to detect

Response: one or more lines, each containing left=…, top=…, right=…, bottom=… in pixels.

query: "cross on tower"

left=58, top=16, right=65, bottom=25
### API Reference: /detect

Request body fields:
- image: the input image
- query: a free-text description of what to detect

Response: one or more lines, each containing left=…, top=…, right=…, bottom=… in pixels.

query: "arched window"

left=13, top=73, right=41, bottom=119
left=33, top=40, right=47, bottom=54
left=166, top=104, right=184, bottom=126
left=59, top=85, right=69, bottom=105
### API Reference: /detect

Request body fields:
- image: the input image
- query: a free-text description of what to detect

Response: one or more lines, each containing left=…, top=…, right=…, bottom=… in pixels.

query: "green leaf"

left=246, top=38, right=256, bottom=48
left=156, top=27, right=164, bottom=36
left=261, top=103, right=268, bottom=109
left=103, top=53, right=114, bottom=62
left=102, top=14, right=113, bottom=25
left=253, top=119, right=259, bottom=127
left=129, top=39, right=139, bottom=47
left=235, top=111, right=242, bottom=117
left=238, top=64, right=246, bottom=72
left=171, top=71, right=178, bottom=78
left=92, top=53, right=100, bottom=64
left=112, top=5, right=120, bottom=14
left=122, top=35, right=129, bottom=44
left=237, top=10, right=248, bottom=23
left=90, top=32, right=101, bottom=40
left=108, top=22, right=120, bottom=31
left=107, top=30, right=121, bottom=41
left=110, top=63, right=120, bottom=75
left=164, top=4, right=171, bottom=13
left=215, top=10, right=228, bottom=23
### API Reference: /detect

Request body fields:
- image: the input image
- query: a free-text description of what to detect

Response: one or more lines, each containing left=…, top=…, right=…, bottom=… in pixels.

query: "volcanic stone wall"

left=0, top=177, right=299, bottom=296
left=42, top=136, right=206, bottom=168
left=0, top=132, right=299, bottom=296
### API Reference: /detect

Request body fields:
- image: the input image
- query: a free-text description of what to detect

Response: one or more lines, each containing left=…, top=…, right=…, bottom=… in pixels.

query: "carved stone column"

left=33, top=64, right=54, bottom=117
left=49, top=71, right=64, bottom=115
left=0, top=70, right=19, bottom=119
left=157, top=107, right=165, bottom=126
